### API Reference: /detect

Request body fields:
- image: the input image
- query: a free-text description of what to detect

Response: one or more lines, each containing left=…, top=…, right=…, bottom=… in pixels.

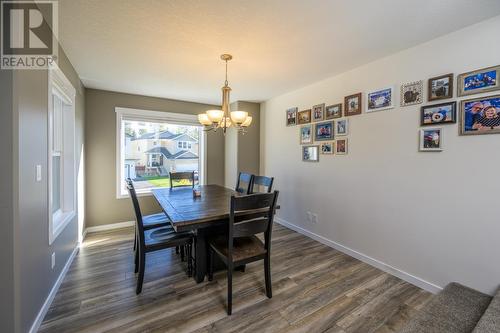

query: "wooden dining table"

left=152, top=184, right=247, bottom=283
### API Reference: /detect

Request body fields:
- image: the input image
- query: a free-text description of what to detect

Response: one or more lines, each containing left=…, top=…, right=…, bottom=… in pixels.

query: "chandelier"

left=198, top=54, right=252, bottom=134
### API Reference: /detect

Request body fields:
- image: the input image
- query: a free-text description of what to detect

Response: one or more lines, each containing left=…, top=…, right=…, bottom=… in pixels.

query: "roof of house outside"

left=145, top=147, right=198, bottom=160
left=134, top=130, right=198, bottom=142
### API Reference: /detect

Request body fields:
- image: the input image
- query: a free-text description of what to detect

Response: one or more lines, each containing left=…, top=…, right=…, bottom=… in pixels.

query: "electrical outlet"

left=312, top=213, right=318, bottom=224
left=51, top=253, right=55, bottom=269
left=306, top=211, right=312, bottom=224
left=36, top=165, right=42, bottom=182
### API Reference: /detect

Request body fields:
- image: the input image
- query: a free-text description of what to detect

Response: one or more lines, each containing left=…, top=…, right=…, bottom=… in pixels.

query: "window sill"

left=50, top=211, right=76, bottom=244
left=117, top=190, right=154, bottom=200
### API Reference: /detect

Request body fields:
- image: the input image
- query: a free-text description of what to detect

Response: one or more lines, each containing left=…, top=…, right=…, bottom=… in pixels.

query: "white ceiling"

left=58, top=0, right=500, bottom=105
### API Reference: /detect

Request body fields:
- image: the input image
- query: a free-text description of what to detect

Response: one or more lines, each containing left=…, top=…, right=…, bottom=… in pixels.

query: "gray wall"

left=224, top=101, right=261, bottom=188
left=85, top=89, right=225, bottom=227
left=0, top=68, right=15, bottom=333
left=261, top=15, right=500, bottom=295
left=6, top=44, right=85, bottom=333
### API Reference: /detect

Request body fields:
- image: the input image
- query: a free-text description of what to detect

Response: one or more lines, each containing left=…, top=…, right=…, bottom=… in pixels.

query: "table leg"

left=194, top=228, right=208, bottom=283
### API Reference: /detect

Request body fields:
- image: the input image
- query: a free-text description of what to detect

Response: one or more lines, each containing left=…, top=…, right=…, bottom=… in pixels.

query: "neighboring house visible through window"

left=48, top=65, right=76, bottom=244
left=116, top=107, right=206, bottom=198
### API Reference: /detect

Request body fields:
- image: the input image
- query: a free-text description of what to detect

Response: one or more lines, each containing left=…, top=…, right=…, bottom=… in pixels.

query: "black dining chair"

left=126, top=180, right=194, bottom=294
left=169, top=171, right=195, bottom=188
left=208, top=191, right=279, bottom=315
left=250, top=176, right=274, bottom=194
left=235, top=172, right=254, bottom=194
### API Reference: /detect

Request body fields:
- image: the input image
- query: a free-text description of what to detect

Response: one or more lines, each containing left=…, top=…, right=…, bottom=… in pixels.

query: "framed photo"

left=302, top=145, right=319, bottom=162
left=335, top=138, right=348, bottom=155
left=286, top=107, right=298, bottom=126
left=428, top=74, right=453, bottom=101
left=401, top=80, right=423, bottom=107
left=421, top=102, right=456, bottom=126
left=366, top=86, right=394, bottom=112
left=325, top=103, right=342, bottom=119
left=314, top=121, right=334, bottom=141
left=300, top=124, right=313, bottom=144
left=320, top=142, right=334, bottom=155
left=457, top=65, right=500, bottom=97
left=460, top=94, right=500, bottom=136
left=297, top=109, right=311, bottom=124
left=335, top=119, right=348, bottom=136
left=344, top=93, right=362, bottom=116
left=312, top=103, right=325, bottom=122
left=419, top=127, right=443, bottom=151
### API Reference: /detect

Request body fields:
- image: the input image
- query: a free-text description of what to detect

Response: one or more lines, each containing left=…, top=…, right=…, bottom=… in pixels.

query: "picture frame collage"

left=287, top=64, right=500, bottom=159
left=288, top=103, right=349, bottom=162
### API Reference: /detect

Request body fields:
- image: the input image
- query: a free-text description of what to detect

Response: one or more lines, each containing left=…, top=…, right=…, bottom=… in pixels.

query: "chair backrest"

left=125, top=178, right=145, bottom=247
left=227, top=191, right=279, bottom=261
left=251, top=176, right=274, bottom=193
left=235, top=172, right=254, bottom=194
left=169, top=171, right=195, bottom=188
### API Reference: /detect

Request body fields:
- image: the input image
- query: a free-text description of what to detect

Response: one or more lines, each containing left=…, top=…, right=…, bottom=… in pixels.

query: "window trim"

left=48, top=64, right=76, bottom=245
left=115, top=107, right=207, bottom=199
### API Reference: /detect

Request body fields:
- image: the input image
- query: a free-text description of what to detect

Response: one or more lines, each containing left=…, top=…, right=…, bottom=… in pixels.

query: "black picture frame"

left=420, top=101, right=457, bottom=126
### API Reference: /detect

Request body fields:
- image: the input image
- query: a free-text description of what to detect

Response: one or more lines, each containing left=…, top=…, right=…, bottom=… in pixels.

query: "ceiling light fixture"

left=198, top=54, right=252, bottom=134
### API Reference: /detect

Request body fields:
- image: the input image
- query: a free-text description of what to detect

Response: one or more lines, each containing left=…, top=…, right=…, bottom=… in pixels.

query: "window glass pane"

left=52, top=156, right=61, bottom=213
left=123, top=119, right=201, bottom=191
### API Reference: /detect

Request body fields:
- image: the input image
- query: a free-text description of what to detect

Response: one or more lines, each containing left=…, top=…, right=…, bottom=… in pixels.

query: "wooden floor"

left=40, top=225, right=431, bottom=333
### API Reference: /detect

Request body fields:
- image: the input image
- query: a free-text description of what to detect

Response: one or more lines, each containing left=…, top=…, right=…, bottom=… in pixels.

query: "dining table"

left=152, top=184, right=256, bottom=283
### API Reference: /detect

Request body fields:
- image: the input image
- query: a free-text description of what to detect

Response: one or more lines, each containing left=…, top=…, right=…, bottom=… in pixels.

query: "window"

left=48, top=65, right=76, bottom=244
left=116, top=107, right=207, bottom=198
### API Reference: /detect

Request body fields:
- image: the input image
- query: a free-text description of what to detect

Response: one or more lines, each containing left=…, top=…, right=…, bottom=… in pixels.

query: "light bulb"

left=241, top=116, right=252, bottom=127
left=206, top=110, right=224, bottom=123
left=198, top=113, right=212, bottom=126
left=230, top=111, right=248, bottom=125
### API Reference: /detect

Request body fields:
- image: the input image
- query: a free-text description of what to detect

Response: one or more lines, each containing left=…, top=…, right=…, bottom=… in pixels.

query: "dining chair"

left=126, top=181, right=194, bottom=294
left=169, top=171, right=195, bottom=188
left=208, top=191, right=279, bottom=315
left=250, top=175, right=274, bottom=194
left=235, top=172, right=254, bottom=194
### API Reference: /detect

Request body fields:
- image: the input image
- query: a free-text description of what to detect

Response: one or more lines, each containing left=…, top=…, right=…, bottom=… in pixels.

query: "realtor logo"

left=1, top=0, right=58, bottom=69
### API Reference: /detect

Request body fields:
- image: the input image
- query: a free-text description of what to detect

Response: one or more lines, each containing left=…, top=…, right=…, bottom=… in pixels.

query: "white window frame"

left=48, top=64, right=76, bottom=245
left=116, top=107, right=207, bottom=199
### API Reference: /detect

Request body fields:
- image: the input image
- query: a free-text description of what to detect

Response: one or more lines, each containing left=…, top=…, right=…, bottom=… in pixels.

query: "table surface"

left=152, top=185, right=240, bottom=232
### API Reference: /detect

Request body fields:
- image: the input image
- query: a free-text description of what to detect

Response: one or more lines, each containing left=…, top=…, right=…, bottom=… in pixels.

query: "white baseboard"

left=29, top=245, right=79, bottom=333
left=275, top=217, right=442, bottom=294
left=85, top=220, right=134, bottom=235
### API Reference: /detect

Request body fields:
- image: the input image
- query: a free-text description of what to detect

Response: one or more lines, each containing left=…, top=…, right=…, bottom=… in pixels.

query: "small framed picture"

left=419, top=127, right=443, bottom=151
left=366, top=86, right=394, bottom=112
left=300, top=124, right=313, bottom=144
left=302, top=145, right=319, bottom=162
left=312, top=103, right=325, bottom=122
left=320, top=142, right=334, bottom=155
left=297, top=109, right=311, bottom=124
left=325, top=104, right=342, bottom=119
left=421, top=102, right=456, bottom=126
left=401, top=80, right=423, bottom=107
left=286, top=107, right=298, bottom=126
left=335, top=138, right=348, bottom=155
left=428, top=74, right=453, bottom=101
left=335, top=119, right=348, bottom=136
left=314, top=121, right=334, bottom=141
left=460, top=94, right=500, bottom=136
left=344, top=93, right=362, bottom=116
left=457, top=65, right=500, bottom=97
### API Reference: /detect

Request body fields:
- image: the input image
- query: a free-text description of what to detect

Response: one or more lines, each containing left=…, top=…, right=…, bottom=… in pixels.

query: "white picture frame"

left=419, top=127, right=443, bottom=151
left=366, top=86, right=395, bottom=113
left=335, top=119, right=349, bottom=136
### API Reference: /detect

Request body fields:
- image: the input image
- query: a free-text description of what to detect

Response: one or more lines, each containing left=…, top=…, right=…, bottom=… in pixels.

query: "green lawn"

left=135, top=176, right=193, bottom=188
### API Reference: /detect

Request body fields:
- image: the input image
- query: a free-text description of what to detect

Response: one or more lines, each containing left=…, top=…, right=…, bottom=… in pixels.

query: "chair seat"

left=144, top=226, right=193, bottom=251
left=210, top=235, right=266, bottom=263
left=143, top=212, right=172, bottom=230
